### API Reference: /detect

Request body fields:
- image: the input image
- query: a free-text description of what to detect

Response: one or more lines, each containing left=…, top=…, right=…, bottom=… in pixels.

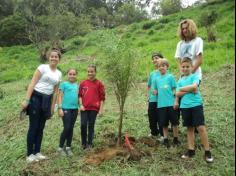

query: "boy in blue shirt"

left=153, top=58, right=180, bottom=148
left=176, top=57, right=213, bottom=163
left=147, top=53, right=164, bottom=141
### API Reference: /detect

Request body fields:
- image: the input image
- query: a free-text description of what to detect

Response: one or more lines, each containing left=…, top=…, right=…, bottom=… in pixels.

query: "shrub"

left=142, top=21, right=157, bottom=30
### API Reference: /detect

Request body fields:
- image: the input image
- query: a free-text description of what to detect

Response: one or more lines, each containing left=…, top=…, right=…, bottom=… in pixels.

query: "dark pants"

left=59, top=109, right=78, bottom=148
left=148, top=102, right=163, bottom=136
left=27, top=91, right=52, bottom=156
left=80, top=110, right=98, bottom=146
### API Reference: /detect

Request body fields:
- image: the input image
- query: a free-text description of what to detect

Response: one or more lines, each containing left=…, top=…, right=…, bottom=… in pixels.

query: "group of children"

left=147, top=52, right=213, bottom=163
left=22, top=46, right=213, bottom=164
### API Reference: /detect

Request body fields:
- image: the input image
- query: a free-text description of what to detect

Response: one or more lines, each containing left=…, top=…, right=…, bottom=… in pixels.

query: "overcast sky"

left=145, top=0, right=202, bottom=17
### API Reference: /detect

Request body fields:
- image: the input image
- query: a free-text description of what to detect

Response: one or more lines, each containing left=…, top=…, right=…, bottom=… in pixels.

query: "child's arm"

left=98, top=81, right=105, bottom=117
left=79, top=97, right=85, bottom=111
left=57, top=90, right=64, bottom=117
left=98, top=101, right=104, bottom=116
left=179, top=83, right=198, bottom=93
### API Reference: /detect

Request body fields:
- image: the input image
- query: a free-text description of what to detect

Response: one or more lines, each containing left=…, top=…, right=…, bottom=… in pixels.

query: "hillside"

left=0, top=1, right=235, bottom=176
left=0, top=0, right=235, bottom=83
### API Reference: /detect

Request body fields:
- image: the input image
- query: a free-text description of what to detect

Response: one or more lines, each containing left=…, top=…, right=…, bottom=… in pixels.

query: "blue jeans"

left=80, top=110, right=98, bottom=146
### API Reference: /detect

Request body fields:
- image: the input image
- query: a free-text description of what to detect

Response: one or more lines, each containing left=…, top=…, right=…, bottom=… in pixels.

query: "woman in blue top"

left=57, top=68, right=79, bottom=156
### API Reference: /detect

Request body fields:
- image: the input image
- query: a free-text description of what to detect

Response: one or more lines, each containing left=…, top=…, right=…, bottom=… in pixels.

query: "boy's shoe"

left=163, top=138, right=170, bottom=148
left=65, top=147, right=73, bottom=156
left=35, top=153, right=47, bottom=160
left=26, top=154, right=39, bottom=163
left=173, top=138, right=181, bottom=146
left=58, top=147, right=67, bottom=156
left=82, top=144, right=87, bottom=150
left=205, top=151, right=214, bottom=163
left=181, top=150, right=195, bottom=159
left=157, top=136, right=164, bottom=143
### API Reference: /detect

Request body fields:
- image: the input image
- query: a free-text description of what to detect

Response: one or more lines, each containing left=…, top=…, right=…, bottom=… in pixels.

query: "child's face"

left=49, top=51, right=60, bottom=67
left=181, top=62, right=192, bottom=76
left=159, top=63, right=168, bottom=75
left=152, top=56, right=161, bottom=68
left=87, top=67, right=96, bottom=80
left=67, top=70, right=77, bottom=82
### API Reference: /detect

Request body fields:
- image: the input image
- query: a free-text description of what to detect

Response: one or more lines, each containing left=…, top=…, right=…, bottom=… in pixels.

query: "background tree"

left=199, top=10, right=218, bottom=42
left=160, top=0, right=182, bottom=15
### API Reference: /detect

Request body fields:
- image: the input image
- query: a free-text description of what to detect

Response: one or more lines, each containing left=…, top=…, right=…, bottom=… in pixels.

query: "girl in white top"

left=21, top=48, right=62, bottom=163
left=175, top=19, right=203, bottom=81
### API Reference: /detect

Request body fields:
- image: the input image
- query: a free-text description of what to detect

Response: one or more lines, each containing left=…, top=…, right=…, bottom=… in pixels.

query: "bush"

left=142, top=21, right=157, bottom=30
left=148, top=29, right=155, bottom=35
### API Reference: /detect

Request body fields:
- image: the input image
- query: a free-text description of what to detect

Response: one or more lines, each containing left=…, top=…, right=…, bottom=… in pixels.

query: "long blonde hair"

left=177, top=19, right=197, bottom=41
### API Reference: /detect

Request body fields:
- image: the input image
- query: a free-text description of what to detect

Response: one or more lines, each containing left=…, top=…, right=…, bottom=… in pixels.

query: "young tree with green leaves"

left=97, top=31, right=139, bottom=145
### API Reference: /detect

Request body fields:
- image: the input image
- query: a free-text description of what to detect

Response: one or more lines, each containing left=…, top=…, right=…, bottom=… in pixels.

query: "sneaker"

left=173, top=138, right=181, bottom=146
left=65, top=147, right=73, bottom=156
left=163, top=138, right=170, bottom=148
left=181, top=150, right=195, bottom=159
left=157, top=136, right=164, bottom=143
left=26, top=154, right=39, bottom=163
left=35, top=153, right=47, bottom=160
left=58, top=147, right=67, bottom=156
left=205, top=151, right=214, bottom=163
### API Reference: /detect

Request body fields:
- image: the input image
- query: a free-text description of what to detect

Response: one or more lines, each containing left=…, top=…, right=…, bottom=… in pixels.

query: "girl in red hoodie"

left=79, top=65, right=105, bottom=149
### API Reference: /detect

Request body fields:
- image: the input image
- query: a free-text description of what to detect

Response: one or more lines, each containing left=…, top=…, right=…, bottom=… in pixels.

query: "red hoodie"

left=78, top=79, right=105, bottom=112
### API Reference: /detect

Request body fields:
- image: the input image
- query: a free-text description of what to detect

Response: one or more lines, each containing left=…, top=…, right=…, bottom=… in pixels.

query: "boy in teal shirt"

left=153, top=58, right=180, bottom=148
left=176, top=57, right=213, bottom=163
left=147, top=53, right=164, bottom=140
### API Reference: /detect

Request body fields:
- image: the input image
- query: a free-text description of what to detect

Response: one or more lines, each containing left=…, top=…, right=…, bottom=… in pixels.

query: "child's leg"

left=163, top=127, right=168, bottom=139
left=187, top=127, right=195, bottom=150
left=80, top=111, right=89, bottom=147
left=148, top=102, right=158, bottom=136
left=87, top=110, right=98, bottom=146
left=172, top=126, right=179, bottom=138
left=66, top=109, right=78, bottom=147
left=59, top=111, right=68, bottom=148
left=196, top=125, right=210, bottom=151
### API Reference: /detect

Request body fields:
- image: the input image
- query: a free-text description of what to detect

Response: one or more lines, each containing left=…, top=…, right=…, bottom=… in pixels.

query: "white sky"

left=145, top=0, right=201, bottom=18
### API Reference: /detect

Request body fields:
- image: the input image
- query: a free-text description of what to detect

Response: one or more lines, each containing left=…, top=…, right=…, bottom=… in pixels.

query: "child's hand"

left=152, top=90, right=157, bottom=95
left=58, top=109, right=64, bottom=117
left=98, top=110, right=103, bottom=117
left=173, top=103, right=179, bottom=110
left=80, top=105, right=85, bottom=111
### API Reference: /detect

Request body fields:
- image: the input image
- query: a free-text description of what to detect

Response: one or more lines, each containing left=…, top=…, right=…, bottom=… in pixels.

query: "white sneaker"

left=26, top=154, right=39, bottom=163
left=58, top=147, right=67, bottom=156
left=65, top=147, right=73, bottom=156
left=35, top=153, right=47, bottom=160
left=157, top=136, right=165, bottom=143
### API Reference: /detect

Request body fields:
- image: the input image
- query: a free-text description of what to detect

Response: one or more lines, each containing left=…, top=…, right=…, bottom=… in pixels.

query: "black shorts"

left=158, top=106, right=179, bottom=127
left=181, top=105, right=205, bottom=127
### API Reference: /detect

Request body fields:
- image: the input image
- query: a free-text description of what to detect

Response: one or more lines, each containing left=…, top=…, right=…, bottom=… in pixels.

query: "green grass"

left=0, top=64, right=234, bottom=176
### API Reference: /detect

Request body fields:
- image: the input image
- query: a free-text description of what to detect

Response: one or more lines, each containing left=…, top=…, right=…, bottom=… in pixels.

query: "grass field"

left=0, top=64, right=234, bottom=176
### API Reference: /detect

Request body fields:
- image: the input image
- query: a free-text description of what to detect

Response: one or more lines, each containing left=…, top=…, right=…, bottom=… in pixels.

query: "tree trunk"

left=117, top=106, right=124, bottom=146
